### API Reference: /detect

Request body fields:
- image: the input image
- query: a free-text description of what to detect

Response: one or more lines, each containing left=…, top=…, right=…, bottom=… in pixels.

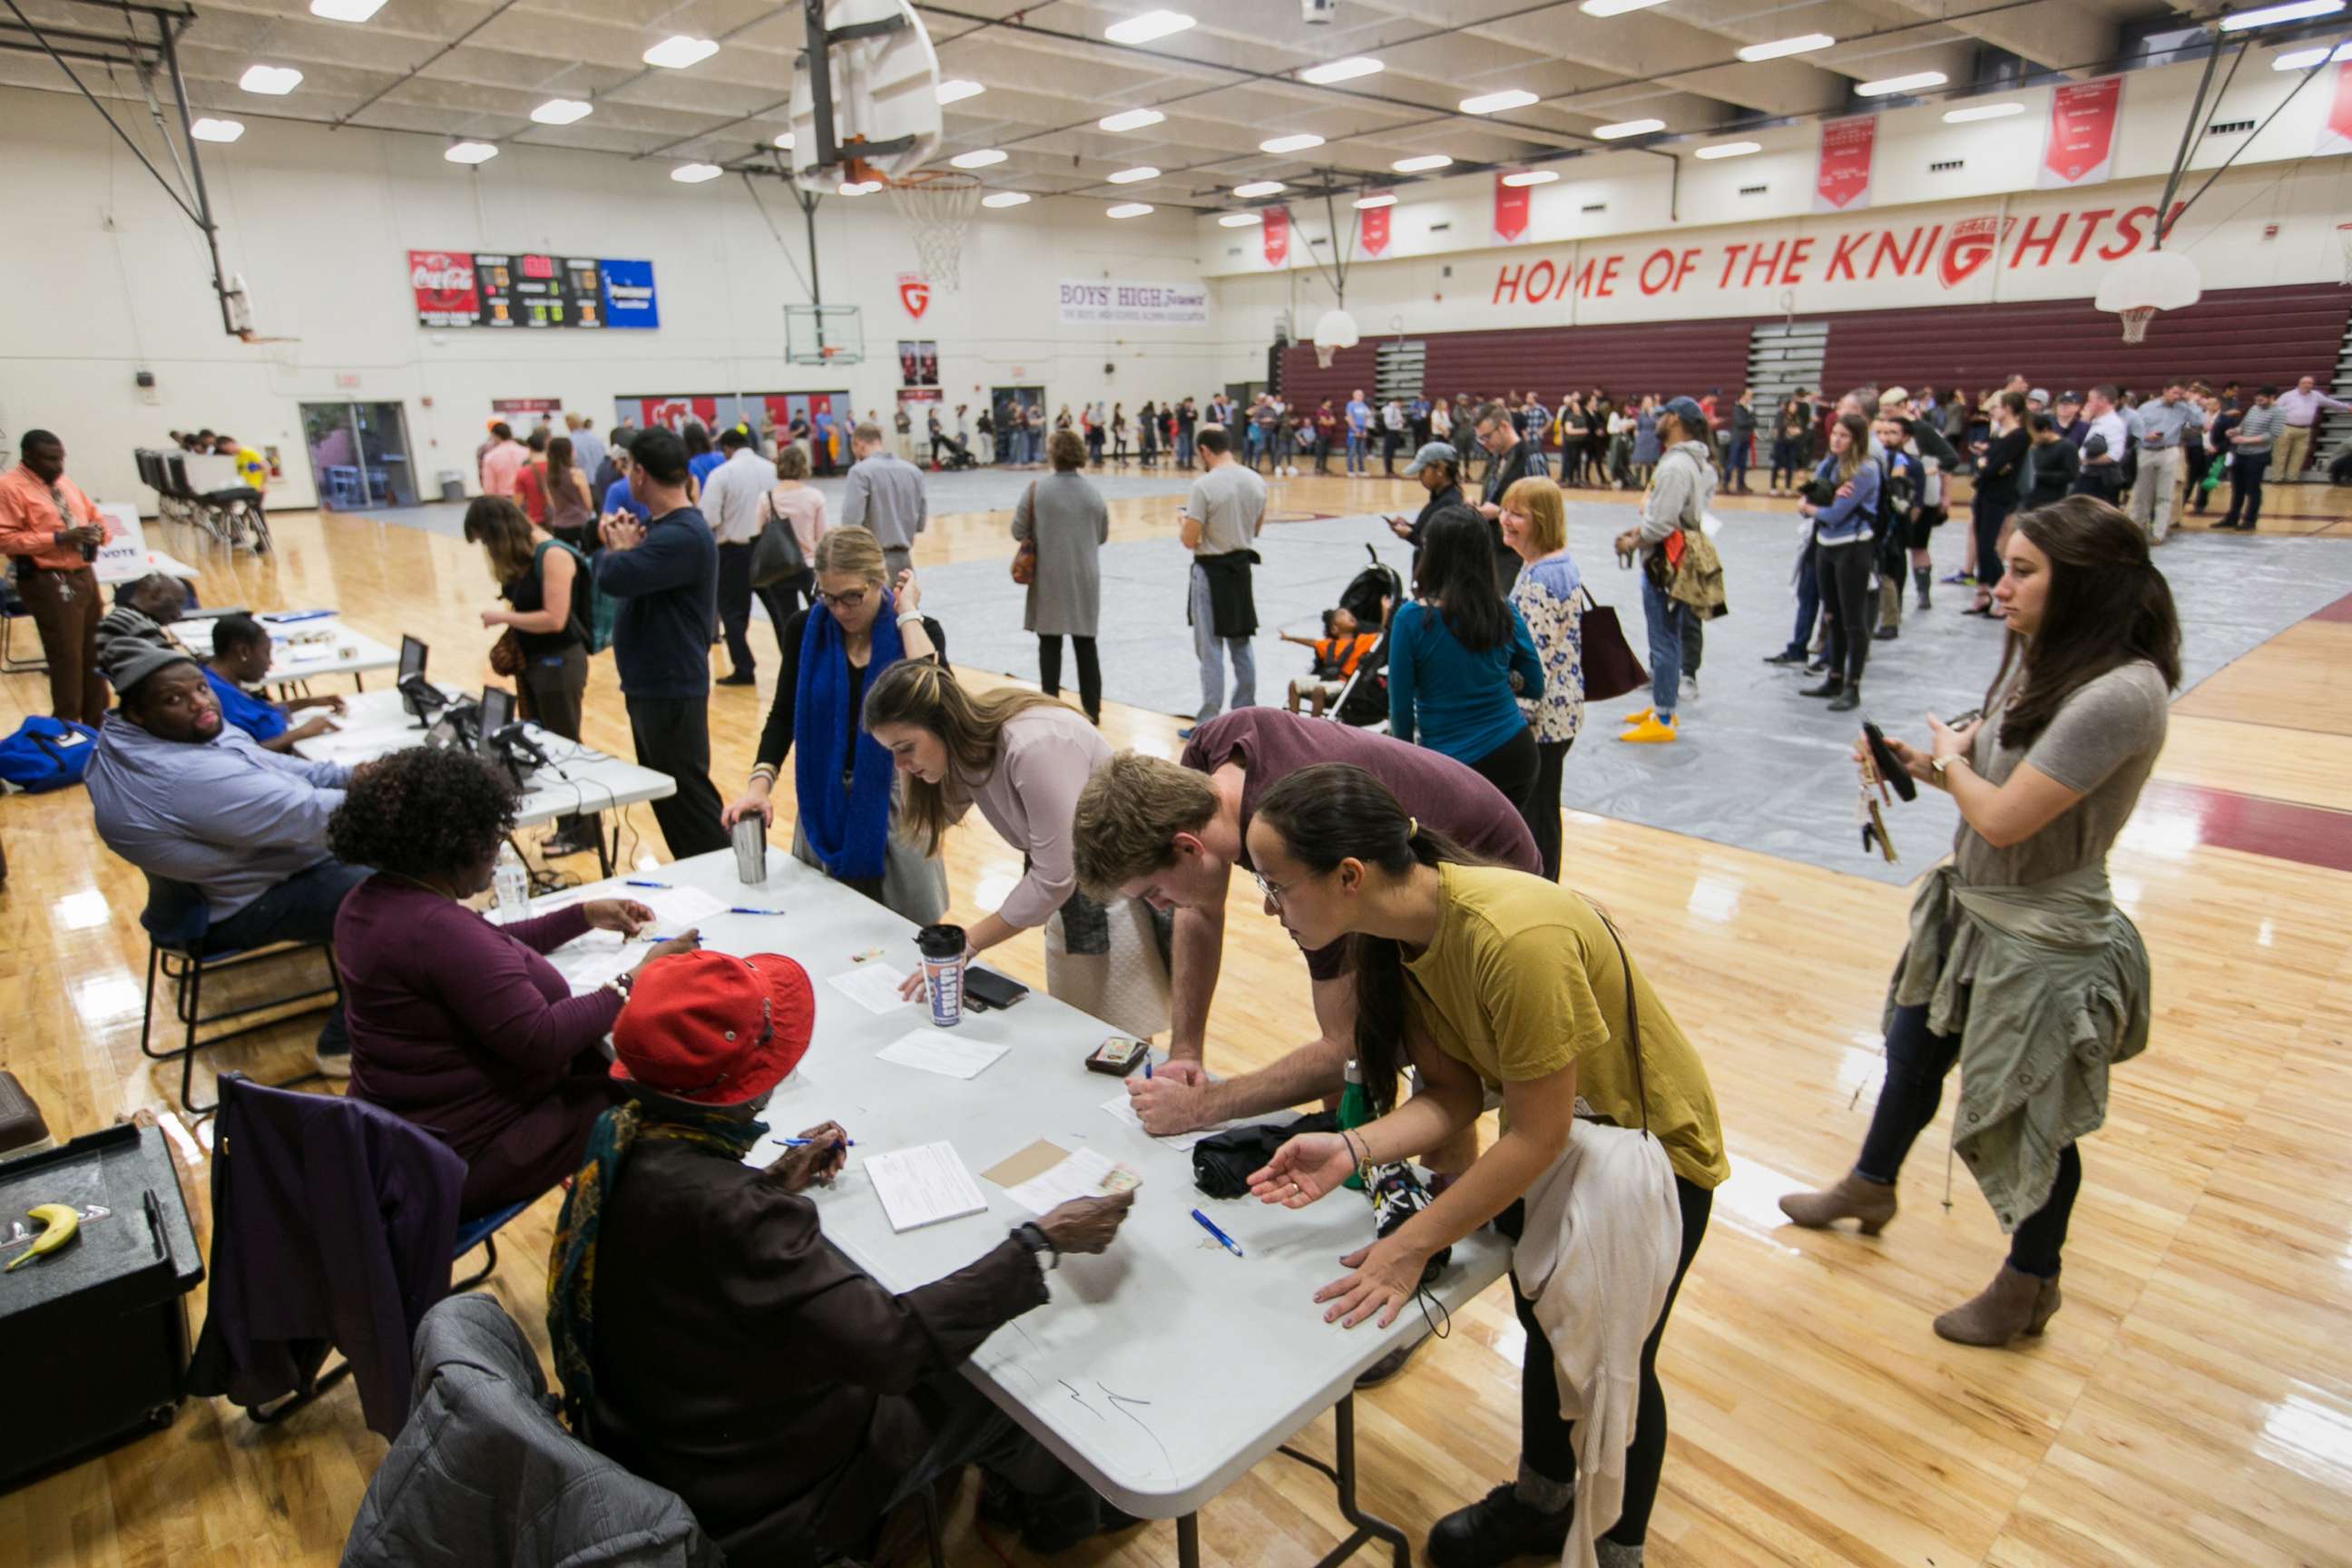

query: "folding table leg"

left=1281, top=1393, right=1412, bottom=1568
left=1177, top=1512, right=1200, bottom=1568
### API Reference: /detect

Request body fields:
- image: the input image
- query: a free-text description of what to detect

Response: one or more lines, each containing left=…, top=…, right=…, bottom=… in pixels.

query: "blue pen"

left=781, top=1137, right=856, bottom=1148
left=642, top=932, right=699, bottom=945
left=624, top=879, right=671, bottom=888
left=728, top=906, right=786, bottom=916
left=1191, top=1209, right=1244, bottom=1259
left=1144, top=1055, right=1152, bottom=1080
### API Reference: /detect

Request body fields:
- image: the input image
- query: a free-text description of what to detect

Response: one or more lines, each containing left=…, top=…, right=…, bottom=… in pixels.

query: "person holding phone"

left=1780, top=496, right=2175, bottom=1347
left=1240, top=763, right=1725, bottom=1568
left=1388, top=442, right=1465, bottom=569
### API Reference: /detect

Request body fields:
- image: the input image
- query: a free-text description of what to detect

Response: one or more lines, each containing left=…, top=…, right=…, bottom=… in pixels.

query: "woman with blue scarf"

left=1501, top=475, right=1585, bottom=880
left=723, top=525, right=949, bottom=922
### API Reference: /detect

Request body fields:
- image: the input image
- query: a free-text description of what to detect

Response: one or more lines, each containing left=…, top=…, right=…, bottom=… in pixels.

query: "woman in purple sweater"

left=328, top=747, right=700, bottom=1216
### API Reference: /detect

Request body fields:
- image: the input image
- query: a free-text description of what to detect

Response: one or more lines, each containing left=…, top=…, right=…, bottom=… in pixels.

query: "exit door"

left=301, top=402, right=418, bottom=509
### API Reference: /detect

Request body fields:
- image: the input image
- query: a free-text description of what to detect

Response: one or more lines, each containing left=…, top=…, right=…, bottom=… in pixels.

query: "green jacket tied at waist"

left=1886, top=862, right=2150, bottom=1231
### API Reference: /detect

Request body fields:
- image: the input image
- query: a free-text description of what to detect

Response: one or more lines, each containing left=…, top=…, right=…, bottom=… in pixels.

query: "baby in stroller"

left=1282, top=545, right=1402, bottom=722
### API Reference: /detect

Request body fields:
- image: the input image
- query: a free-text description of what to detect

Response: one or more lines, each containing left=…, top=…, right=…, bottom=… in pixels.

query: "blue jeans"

left=1782, top=544, right=1819, bottom=658
left=203, top=859, right=374, bottom=1049
left=1640, top=572, right=1684, bottom=719
left=1346, top=431, right=1367, bottom=474
left=1190, top=562, right=1256, bottom=721
left=1176, top=430, right=1194, bottom=466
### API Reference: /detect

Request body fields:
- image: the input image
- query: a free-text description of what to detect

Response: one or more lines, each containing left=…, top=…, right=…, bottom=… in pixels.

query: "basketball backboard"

left=788, top=0, right=943, bottom=195
left=785, top=302, right=867, bottom=365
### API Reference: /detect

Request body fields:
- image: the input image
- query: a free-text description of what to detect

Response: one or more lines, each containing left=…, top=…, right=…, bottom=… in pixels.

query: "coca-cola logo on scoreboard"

left=410, top=250, right=480, bottom=325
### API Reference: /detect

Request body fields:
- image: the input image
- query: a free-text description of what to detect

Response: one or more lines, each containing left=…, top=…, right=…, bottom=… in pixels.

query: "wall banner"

left=1359, top=199, right=1392, bottom=258
left=1813, top=116, right=1877, bottom=213
left=2321, top=60, right=2352, bottom=155
left=1055, top=279, right=1211, bottom=325
left=1494, top=174, right=1531, bottom=243
left=2039, top=77, right=2122, bottom=189
left=1263, top=206, right=1290, bottom=267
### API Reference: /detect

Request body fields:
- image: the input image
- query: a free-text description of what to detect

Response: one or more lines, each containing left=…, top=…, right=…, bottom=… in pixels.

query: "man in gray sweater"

left=2216, top=386, right=2282, bottom=532
left=1612, top=397, right=1715, bottom=744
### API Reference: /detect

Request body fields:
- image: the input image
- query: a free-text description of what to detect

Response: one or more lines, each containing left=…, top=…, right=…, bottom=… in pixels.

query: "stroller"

left=931, top=432, right=979, bottom=471
left=1324, top=545, right=1405, bottom=729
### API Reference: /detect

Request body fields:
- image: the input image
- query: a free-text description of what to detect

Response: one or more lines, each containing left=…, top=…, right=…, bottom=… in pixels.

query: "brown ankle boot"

left=1778, top=1171, right=1897, bottom=1234
left=1933, top=1264, right=2056, bottom=1347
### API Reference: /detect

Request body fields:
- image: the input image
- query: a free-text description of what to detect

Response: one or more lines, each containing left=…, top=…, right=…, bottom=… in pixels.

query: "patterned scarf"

left=545, top=1097, right=769, bottom=1440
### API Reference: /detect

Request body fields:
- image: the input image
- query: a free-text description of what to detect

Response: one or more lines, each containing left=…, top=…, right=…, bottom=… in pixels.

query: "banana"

left=5, top=1203, right=80, bottom=1271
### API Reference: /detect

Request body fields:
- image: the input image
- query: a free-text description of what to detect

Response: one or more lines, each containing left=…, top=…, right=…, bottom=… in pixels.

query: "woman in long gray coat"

left=1014, top=427, right=1111, bottom=722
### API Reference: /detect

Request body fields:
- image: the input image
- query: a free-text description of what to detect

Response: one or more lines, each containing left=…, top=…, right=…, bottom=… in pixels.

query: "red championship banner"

left=409, top=250, right=479, bottom=327
left=1358, top=198, right=1392, bottom=258
left=1813, top=116, right=1876, bottom=212
left=1494, top=174, right=1531, bottom=243
left=2038, top=77, right=2122, bottom=189
left=2321, top=60, right=2352, bottom=156
left=1261, top=204, right=1290, bottom=267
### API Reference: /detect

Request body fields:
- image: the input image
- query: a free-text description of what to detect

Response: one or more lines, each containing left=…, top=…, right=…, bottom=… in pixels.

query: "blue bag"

left=0, top=716, right=100, bottom=793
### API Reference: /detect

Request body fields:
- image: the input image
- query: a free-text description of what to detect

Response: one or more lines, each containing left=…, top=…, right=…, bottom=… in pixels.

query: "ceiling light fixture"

left=773, top=131, right=796, bottom=148
left=1693, top=139, right=1761, bottom=159
left=1260, top=132, right=1327, bottom=153
left=238, top=64, right=302, bottom=94
left=671, top=162, right=723, bottom=183
left=190, top=117, right=245, bottom=142
left=2220, top=0, right=2344, bottom=29
left=1232, top=179, right=1286, bottom=198
left=1298, top=56, right=1383, bottom=84
left=1857, top=70, right=1947, bottom=96
left=530, top=98, right=593, bottom=125
left=1393, top=153, right=1454, bottom=172
left=1098, top=107, right=1167, bottom=132
left=1219, top=211, right=1263, bottom=226
left=1737, top=33, right=1835, bottom=62
left=308, top=0, right=387, bottom=20
left=1104, top=9, right=1195, bottom=44
left=1354, top=192, right=1396, bottom=209
left=642, top=34, right=720, bottom=69
left=2274, top=41, right=2352, bottom=67
left=1107, top=201, right=1155, bottom=218
left=1594, top=117, right=1665, bottom=139
left=445, top=142, right=499, bottom=164
left=1943, top=100, right=2025, bottom=121
left=982, top=191, right=1033, bottom=208
left=1501, top=169, right=1559, bottom=186
left=1579, top=0, right=1670, bottom=15
left=936, top=78, right=985, bottom=103
left=1460, top=88, right=1539, bottom=113
left=950, top=148, right=1008, bottom=168
left=1107, top=165, right=1160, bottom=183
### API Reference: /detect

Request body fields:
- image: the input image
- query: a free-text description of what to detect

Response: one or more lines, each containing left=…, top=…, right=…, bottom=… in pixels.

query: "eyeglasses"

left=815, top=586, right=869, bottom=610
left=1252, top=867, right=1322, bottom=906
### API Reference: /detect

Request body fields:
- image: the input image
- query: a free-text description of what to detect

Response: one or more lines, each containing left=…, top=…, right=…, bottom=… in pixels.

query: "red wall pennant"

left=2038, top=77, right=2122, bottom=189
left=2321, top=60, right=2352, bottom=155
left=1494, top=174, right=1531, bottom=243
left=1262, top=205, right=1290, bottom=266
left=1358, top=198, right=1392, bottom=258
left=1813, top=115, right=1877, bottom=213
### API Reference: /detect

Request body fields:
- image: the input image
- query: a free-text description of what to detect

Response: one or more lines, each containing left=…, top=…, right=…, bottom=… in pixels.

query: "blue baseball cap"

left=1660, top=396, right=1706, bottom=426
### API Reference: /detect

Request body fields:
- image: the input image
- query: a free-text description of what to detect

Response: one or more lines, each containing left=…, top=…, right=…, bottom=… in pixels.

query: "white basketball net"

left=887, top=172, right=982, bottom=291
left=2118, top=305, right=2157, bottom=344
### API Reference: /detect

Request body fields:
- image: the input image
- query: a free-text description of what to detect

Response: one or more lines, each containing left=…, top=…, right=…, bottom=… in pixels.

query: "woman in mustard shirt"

left=1243, top=763, right=1726, bottom=1568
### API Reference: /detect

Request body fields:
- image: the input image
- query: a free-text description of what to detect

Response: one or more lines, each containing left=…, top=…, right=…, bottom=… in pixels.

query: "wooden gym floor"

left=2, top=466, right=2349, bottom=1567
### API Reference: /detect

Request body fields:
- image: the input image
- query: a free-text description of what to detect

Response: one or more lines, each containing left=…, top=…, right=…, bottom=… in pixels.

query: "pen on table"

left=781, top=1138, right=855, bottom=1148
left=623, top=878, right=671, bottom=889
left=640, top=932, right=699, bottom=945
left=1191, top=1209, right=1244, bottom=1259
left=728, top=906, right=786, bottom=916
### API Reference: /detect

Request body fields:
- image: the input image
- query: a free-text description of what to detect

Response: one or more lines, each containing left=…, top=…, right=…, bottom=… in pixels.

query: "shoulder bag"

left=1574, top=584, right=1647, bottom=702
left=1010, top=481, right=1039, bottom=585
left=750, top=492, right=808, bottom=587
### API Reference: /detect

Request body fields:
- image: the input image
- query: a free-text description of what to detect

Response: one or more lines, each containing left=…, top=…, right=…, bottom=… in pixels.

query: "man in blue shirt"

left=86, top=640, right=368, bottom=1074
left=1345, top=388, right=1372, bottom=475
left=593, top=427, right=728, bottom=859
left=201, top=613, right=345, bottom=752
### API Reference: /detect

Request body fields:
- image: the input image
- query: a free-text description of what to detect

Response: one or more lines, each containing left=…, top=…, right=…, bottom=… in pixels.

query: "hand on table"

left=628, top=928, right=701, bottom=975
left=1125, top=1059, right=1211, bottom=1134
left=1036, top=1190, right=1135, bottom=1255
left=1314, top=1233, right=1433, bottom=1329
left=583, top=897, right=656, bottom=936
left=1246, top=1132, right=1356, bottom=1210
left=766, top=1122, right=851, bottom=1192
left=287, top=715, right=340, bottom=743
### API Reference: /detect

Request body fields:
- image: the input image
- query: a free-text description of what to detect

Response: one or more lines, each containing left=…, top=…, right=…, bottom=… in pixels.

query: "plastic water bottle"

left=493, top=842, right=530, bottom=921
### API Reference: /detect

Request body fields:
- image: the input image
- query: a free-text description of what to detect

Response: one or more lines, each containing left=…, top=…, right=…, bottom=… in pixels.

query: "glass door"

left=300, top=402, right=418, bottom=509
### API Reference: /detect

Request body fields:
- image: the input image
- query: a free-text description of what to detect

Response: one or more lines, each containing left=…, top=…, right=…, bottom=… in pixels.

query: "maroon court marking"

left=2308, top=593, right=2352, bottom=624
left=2134, top=781, right=2352, bottom=877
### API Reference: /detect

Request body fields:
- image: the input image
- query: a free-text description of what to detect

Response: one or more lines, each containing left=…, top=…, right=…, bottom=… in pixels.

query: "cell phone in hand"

left=1861, top=720, right=1916, bottom=802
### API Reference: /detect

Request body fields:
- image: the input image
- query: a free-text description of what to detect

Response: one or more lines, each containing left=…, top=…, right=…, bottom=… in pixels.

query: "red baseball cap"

left=611, top=950, right=815, bottom=1106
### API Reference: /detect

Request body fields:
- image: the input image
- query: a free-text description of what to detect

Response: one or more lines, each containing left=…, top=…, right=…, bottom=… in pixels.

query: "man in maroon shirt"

left=1073, top=709, right=1540, bottom=1141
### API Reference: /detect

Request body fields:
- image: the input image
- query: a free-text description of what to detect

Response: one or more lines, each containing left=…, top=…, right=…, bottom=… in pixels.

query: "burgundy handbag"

left=1576, top=585, right=1647, bottom=702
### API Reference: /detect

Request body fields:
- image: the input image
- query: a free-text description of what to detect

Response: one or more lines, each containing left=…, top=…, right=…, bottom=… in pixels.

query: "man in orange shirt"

left=0, top=429, right=117, bottom=725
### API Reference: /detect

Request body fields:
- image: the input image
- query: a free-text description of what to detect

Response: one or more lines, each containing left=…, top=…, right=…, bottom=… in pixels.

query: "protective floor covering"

left=919, top=503, right=2352, bottom=887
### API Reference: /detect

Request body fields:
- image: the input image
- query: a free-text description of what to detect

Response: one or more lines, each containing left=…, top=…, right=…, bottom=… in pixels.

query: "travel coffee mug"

left=915, top=923, right=967, bottom=1027
left=732, top=813, right=768, bottom=885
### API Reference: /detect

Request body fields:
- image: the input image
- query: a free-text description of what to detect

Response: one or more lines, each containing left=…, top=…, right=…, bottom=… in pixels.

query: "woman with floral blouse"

left=1500, top=475, right=1585, bottom=880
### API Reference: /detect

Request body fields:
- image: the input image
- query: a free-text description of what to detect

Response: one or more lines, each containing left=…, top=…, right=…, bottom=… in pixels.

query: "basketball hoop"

left=880, top=167, right=982, bottom=291
left=1311, top=306, right=1360, bottom=370
left=2337, top=220, right=2352, bottom=287
left=2094, top=249, right=2201, bottom=344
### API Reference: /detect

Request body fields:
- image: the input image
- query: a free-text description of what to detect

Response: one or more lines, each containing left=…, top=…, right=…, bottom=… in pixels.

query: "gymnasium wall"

left=1209, top=54, right=2352, bottom=382
left=0, top=87, right=1218, bottom=512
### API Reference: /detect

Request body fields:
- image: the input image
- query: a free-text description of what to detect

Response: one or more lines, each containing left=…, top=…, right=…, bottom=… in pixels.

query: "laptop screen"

left=398, top=635, right=427, bottom=682
left=476, top=685, right=514, bottom=754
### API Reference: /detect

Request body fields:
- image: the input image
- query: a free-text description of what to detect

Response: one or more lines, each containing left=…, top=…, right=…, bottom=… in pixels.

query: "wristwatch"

left=1931, top=754, right=1959, bottom=780
left=1011, top=1221, right=1059, bottom=1269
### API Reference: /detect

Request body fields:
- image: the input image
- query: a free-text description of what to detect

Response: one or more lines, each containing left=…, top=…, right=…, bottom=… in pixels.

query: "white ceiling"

left=0, top=0, right=2211, bottom=206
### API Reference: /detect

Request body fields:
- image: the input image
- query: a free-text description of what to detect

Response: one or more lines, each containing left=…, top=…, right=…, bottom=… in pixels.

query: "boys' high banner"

left=1814, top=116, right=1877, bottom=213
left=2039, top=77, right=2122, bottom=189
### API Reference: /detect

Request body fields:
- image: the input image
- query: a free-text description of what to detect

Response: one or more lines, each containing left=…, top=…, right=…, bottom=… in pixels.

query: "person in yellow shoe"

left=1612, top=397, right=1713, bottom=744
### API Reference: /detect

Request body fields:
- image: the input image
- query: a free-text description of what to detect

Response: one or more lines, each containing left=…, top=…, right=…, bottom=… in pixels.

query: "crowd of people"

left=3, top=335, right=2330, bottom=1568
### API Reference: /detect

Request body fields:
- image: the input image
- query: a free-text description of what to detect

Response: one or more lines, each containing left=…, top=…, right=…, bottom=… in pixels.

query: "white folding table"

left=533, top=847, right=1512, bottom=1568
left=171, top=611, right=402, bottom=691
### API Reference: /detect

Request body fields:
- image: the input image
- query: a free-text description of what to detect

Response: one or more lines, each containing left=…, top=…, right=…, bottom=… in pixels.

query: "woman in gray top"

left=1780, top=495, right=2180, bottom=1348
left=1014, top=429, right=1111, bottom=722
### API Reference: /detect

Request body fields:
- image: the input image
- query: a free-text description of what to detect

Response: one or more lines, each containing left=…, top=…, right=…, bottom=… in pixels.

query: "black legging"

left=1770, top=437, right=1802, bottom=491
left=1814, top=542, right=1874, bottom=688
left=1973, top=493, right=2015, bottom=591
left=1460, top=722, right=1538, bottom=823
left=1856, top=995, right=2081, bottom=1278
left=1497, top=1176, right=1712, bottom=1545
left=1038, top=634, right=1101, bottom=722
left=1526, top=738, right=1573, bottom=880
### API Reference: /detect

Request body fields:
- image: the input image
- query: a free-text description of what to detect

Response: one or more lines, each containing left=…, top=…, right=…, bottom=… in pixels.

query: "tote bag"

left=1576, top=586, right=1647, bottom=702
